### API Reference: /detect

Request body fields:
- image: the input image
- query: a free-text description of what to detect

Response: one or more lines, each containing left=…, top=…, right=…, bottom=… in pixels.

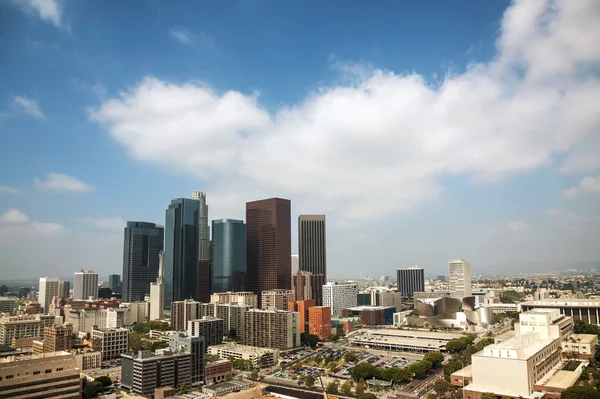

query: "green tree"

left=340, top=380, right=352, bottom=394
left=423, top=351, right=444, bottom=367
left=94, top=376, right=112, bottom=388
left=179, top=382, right=189, bottom=394
left=352, top=362, right=379, bottom=381
left=409, top=361, right=431, bottom=378
left=344, top=352, right=358, bottom=363
left=83, top=381, right=103, bottom=398
left=433, top=378, right=452, bottom=395
left=355, top=379, right=366, bottom=395
left=561, top=385, right=600, bottom=399
left=326, top=380, right=339, bottom=393
left=381, top=367, right=410, bottom=383
left=358, top=394, right=377, bottom=399
left=426, top=394, right=437, bottom=399
left=481, top=394, right=497, bottom=399
left=250, top=370, right=259, bottom=380
left=301, top=332, right=320, bottom=347
left=446, top=339, right=467, bottom=353
left=304, top=375, right=315, bottom=388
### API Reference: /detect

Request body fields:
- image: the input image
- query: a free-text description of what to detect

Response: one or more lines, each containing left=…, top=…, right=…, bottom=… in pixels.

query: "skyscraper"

left=38, top=277, right=59, bottom=313
left=298, top=215, right=326, bottom=305
left=164, top=198, right=200, bottom=308
left=122, top=222, right=164, bottom=303
left=108, top=274, right=121, bottom=293
left=246, top=198, right=291, bottom=302
left=449, top=259, right=472, bottom=298
left=192, top=191, right=210, bottom=261
left=57, top=281, right=70, bottom=300
left=397, top=266, right=425, bottom=298
left=149, top=251, right=165, bottom=320
left=73, top=270, right=98, bottom=300
left=211, top=219, right=247, bottom=293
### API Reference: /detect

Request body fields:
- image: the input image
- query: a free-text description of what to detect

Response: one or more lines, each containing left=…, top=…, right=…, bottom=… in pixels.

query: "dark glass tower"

left=211, top=219, right=247, bottom=293
left=298, top=215, right=327, bottom=305
left=122, top=222, right=164, bottom=302
left=397, top=266, right=425, bottom=298
left=164, top=198, right=199, bottom=308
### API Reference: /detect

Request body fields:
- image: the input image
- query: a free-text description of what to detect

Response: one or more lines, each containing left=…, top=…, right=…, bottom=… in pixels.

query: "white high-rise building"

left=192, top=191, right=211, bottom=261
left=150, top=251, right=165, bottom=320
left=38, top=277, right=60, bottom=313
left=73, top=270, right=99, bottom=300
left=322, top=282, right=358, bottom=317
left=449, top=259, right=471, bottom=298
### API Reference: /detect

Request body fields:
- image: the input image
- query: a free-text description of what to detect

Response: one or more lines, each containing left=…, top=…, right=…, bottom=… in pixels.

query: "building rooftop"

left=208, top=343, right=274, bottom=355
left=522, top=299, right=600, bottom=307
left=569, top=334, right=598, bottom=344
left=540, top=370, right=580, bottom=390
left=479, top=332, right=556, bottom=361
left=450, top=364, right=472, bottom=378
left=346, top=306, right=395, bottom=311
left=0, top=350, right=72, bottom=364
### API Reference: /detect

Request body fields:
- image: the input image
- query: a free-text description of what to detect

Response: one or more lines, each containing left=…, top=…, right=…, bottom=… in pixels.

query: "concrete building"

left=37, top=323, right=73, bottom=353
left=122, top=221, right=164, bottom=303
left=187, top=316, right=224, bottom=347
left=121, top=350, right=192, bottom=396
left=207, top=343, right=276, bottom=367
left=38, top=277, right=60, bottom=313
left=292, top=269, right=314, bottom=302
left=192, top=191, right=211, bottom=261
left=456, top=309, right=576, bottom=399
left=298, top=215, right=327, bottom=305
left=262, top=289, right=294, bottom=311
left=164, top=198, right=200, bottom=308
left=210, top=291, right=258, bottom=308
left=0, top=314, right=57, bottom=345
left=562, top=333, right=598, bottom=359
left=342, top=306, right=395, bottom=325
left=211, top=219, right=247, bottom=292
left=64, top=308, right=106, bottom=334
left=449, top=259, right=471, bottom=298
left=288, top=299, right=315, bottom=333
left=308, top=306, right=331, bottom=340
left=91, top=327, right=129, bottom=361
left=205, top=359, right=233, bottom=385
left=291, top=255, right=299, bottom=287
left=75, top=349, right=102, bottom=370
left=0, top=297, right=14, bottom=314
left=323, top=282, right=358, bottom=317
left=170, top=299, right=201, bottom=331
left=380, top=291, right=403, bottom=312
left=74, top=270, right=99, bottom=300
left=397, top=266, right=425, bottom=299
left=169, top=333, right=205, bottom=385
left=150, top=251, right=165, bottom=320
left=521, top=299, right=600, bottom=325
left=244, top=309, right=300, bottom=350
left=246, top=198, right=292, bottom=303
left=126, top=301, right=148, bottom=324
left=214, top=303, right=250, bottom=340
left=106, top=307, right=130, bottom=328
left=57, top=280, right=70, bottom=300
left=0, top=350, right=82, bottom=399
left=348, top=328, right=464, bottom=352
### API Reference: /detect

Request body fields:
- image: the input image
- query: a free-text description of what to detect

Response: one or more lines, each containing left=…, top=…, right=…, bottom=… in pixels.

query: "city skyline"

left=1, top=1, right=600, bottom=279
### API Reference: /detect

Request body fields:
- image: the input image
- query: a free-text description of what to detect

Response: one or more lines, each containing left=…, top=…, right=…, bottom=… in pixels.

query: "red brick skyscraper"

left=246, top=198, right=291, bottom=302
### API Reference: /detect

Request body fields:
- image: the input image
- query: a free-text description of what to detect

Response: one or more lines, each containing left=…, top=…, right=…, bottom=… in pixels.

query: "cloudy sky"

left=1, top=0, right=599, bottom=279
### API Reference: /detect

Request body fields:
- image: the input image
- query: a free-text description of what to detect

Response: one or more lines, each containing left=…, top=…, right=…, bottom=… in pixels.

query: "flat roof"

left=356, top=328, right=464, bottom=340
left=542, top=370, right=579, bottom=390
left=569, top=334, right=598, bottom=344
left=522, top=299, right=600, bottom=307
left=478, top=333, right=556, bottom=361
left=208, top=343, right=274, bottom=355
left=451, top=364, right=472, bottom=378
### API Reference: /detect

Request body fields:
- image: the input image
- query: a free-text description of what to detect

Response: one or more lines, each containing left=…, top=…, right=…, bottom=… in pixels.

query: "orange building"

left=308, top=306, right=331, bottom=340
left=288, top=299, right=315, bottom=333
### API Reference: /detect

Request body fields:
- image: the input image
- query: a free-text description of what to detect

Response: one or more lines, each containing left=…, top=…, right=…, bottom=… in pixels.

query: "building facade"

left=520, top=299, right=600, bottom=325
left=41, top=323, right=73, bottom=353
left=298, top=215, right=326, bottom=305
left=0, top=314, right=57, bottom=345
left=397, top=266, right=425, bottom=299
left=261, top=289, right=294, bottom=311
left=449, top=259, right=472, bottom=298
left=308, top=306, right=332, bottom=340
left=192, top=191, right=211, bottom=261
left=244, top=309, right=300, bottom=350
left=121, top=350, right=192, bottom=396
left=57, top=281, right=70, bottom=301
left=246, top=198, right=292, bottom=302
left=210, top=291, right=258, bottom=308
left=73, top=270, right=99, bottom=300
left=164, top=198, right=200, bottom=308
left=91, top=327, right=129, bottom=361
left=171, top=299, right=202, bottom=331
left=288, top=299, right=315, bottom=333
left=149, top=251, right=165, bottom=320
left=207, top=343, right=276, bottom=368
left=187, top=316, right=224, bottom=347
left=122, top=222, right=164, bottom=303
left=323, top=282, right=358, bottom=317
left=205, top=359, right=233, bottom=385
left=108, top=274, right=121, bottom=293
left=38, top=277, right=60, bottom=313
left=214, top=303, right=250, bottom=340
left=169, top=333, right=205, bottom=385
left=211, top=219, right=247, bottom=293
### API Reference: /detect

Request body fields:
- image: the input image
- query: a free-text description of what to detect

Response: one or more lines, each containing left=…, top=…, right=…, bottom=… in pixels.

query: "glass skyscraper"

left=164, top=198, right=199, bottom=308
left=211, top=219, right=247, bottom=293
left=122, top=222, right=164, bottom=302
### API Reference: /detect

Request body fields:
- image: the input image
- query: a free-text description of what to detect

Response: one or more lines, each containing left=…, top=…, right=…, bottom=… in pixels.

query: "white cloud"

left=504, top=220, right=530, bottom=232
left=34, top=173, right=94, bottom=192
left=91, top=0, right=600, bottom=221
left=169, top=27, right=216, bottom=49
left=13, top=96, right=45, bottom=119
left=20, top=0, right=64, bottom=29
left=0, top=185, right=21, bottom=195
left=0, top=208, right=29, bottom=223
left=81, top=217, right=125, bottom=232
left=562, top=176, right=600, bottom=199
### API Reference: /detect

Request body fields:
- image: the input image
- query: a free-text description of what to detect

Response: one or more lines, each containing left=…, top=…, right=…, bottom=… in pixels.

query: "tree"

left=423, top=351, right=444, bottom=367
left=326, top=380, right=339, bottom=393
left=426, top=394, right=438, bottom=399
left=344, top=352, right=358, bottom=363
left=228, top=328, right=237, bottom=339
left=446, top=339, right=467, bottom=353
left=301, top=332, right=320, bottom=348
left=381, top=367, right=410, bottom=383
left=433, top=379, right=452, bottom=395
left=409, top=361, right=431, bottom=378
left=304, top=375, right=315, bottom=388
left=358, top=394, right=377, bottom=399
left=352, top=362, right=379, bottom=381
left=561, top=385, right=600, bottom=399
left=94, top=376, right=112, bottom=388
left=481, top=394, right=497, bottom=399
left=340, top=380, right=352, bottom=394
left=355, top=379, right=366, bottom=395
left=250, top=370, right=259, bottom=380
left=179, top=382, right=189, bottom=394
left=83, top=381, right=103, bottom=398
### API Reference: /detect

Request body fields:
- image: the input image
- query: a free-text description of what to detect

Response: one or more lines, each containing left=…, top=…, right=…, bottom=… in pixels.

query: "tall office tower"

left=57, top=280, right=70, bottom=300
left=192, top=191, right=211, bottom=261
left=211, top=219, right=247, bottom=293
left=244, top=309, right=301, bottom=350
left=73, top=270, right=99, bottom=300
left=246, top=198, right=292, bottom=303
left=197, top=260, right=212, bottom=303
left=164, top=198, right=200, bottom=308
left=293, top=269, right=313, bottom=302
left=298, top=215, right=327, bottom=305
left=397, top=266, right=425, bottom=299
left=108, top=274, right=121, bottom=293
left=170, top=299, right=201, bottom=331
left=322, top=282, right=358, bottom=317
left=38, top=277, right=60, bottom=312
left=291, top=255, right=299, bottom=287
left=122, top=222, right=164, bottom=303
left=261, top=289, right=294, bottom=311
left=449, top=259, right=472, bottom=298
left=149, top=251, right=165, bottom=320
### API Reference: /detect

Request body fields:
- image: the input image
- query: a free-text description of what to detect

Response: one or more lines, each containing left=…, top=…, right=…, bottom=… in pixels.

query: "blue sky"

left=1, top=0, right=599, bottom=279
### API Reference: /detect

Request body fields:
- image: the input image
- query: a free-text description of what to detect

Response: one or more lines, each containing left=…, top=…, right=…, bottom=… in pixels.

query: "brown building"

left=204, top=359, right=233, bottom=385
left=298, top=215, right=326, bottom=305
left=246, top=198, right=291, bottom=303
left=308, top=306, right=331, bottom=340
left=42, top=323, right=73, bottom=353
left=288, top=299, right=315, bottom=333
left=58, top=281, right=70, bottom=300
left=197, top=260, right=211, bottom=303
left=244, top=309, right=300, bottom=350
left=170, top=299, right=201, bottom=332
left=262, top=289, right=294, bottom=311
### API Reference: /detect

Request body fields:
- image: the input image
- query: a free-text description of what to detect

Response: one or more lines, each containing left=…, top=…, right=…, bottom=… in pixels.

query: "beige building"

left=75, top=349, right=102, bottom=370
left=521, top=298, right=600, bottom=325
left=261, top=289, right=294, bottom=311
left=64, top=307, right=106, bottom=334
left=456, top=308, right=576, bottom=399
left=449, top=259, right=471, bottom=298
left=214, top=303, right=250, bottom=339
left=562, top=333, right=598, bottom=359
left=0, top=350, right=82, bottom=399
left=125, top=302, right=148, bottom=324
left=207, top=343, right=276, bottom=367
left=91, top=327, right=129, bottom=361
left=0, top=314, right=58, bottom=345
left=170, top=299, right=202, bottom=331
left=244, top=309, right=300, bottom=350
left=210, top=291, right=258, bottom=308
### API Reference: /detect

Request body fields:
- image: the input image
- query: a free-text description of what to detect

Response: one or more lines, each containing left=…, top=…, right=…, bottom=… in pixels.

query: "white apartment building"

left=125, top=302, right=148, bottom=324
left=38, top=277, right=60, bottom=313
left=449, top=259, right=471, bottom=298
left=91, top=327, right=129, bottom=361
left=323, top=282, right=358, bottom=317
left=65, top=308, right=107, bottom=334
left=73, top=270, right=99, bottom=300
left=0, top=314, right=58, bottom=345
left=210, top=291, right=258, bottom=309
left=106, top=308, right=130, bottom=328
left=261, top=289, right=294, bottom=311
left=149, top=282, right=164, bottom=320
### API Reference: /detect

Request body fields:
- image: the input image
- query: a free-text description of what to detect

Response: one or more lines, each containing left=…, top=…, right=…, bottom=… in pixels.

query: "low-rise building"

left=521, top=299, right=600, bottom=325
left=341, top=305, right=395, bottom=325
left=0, top=314, right=58, bottom=345
left=74, top=349, right=102, bottom=370
left=562, top=333, right=598, bottom=359
left=207, top=343, right=276, bottom=367
left=91, top=327, right=129, bottom=361
left=121, top=350, right=191, bottom=396
left=205, top=359, right=233, bottom=385
left=348, top=328, right=464, bottom=352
